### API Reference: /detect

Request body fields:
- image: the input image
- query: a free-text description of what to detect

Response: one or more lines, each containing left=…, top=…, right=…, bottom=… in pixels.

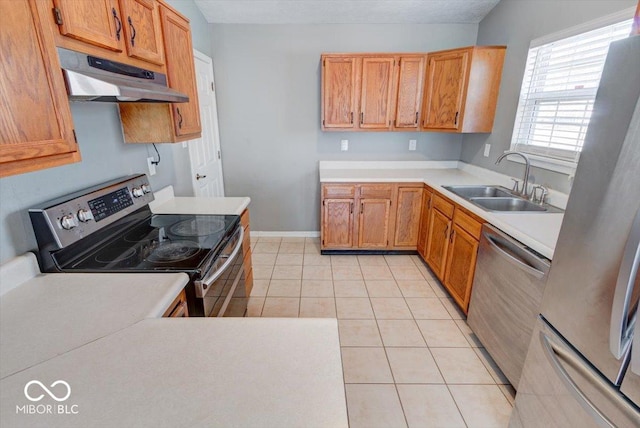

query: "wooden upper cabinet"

left=394, top=187, right=423, bottom=247
left=422, top=46, right=505, bottom=133
left=322, top=56, right=357, bottom=129
left=359, top=56, right=395, bottom=129
left=1, top=0, right=79, bottom=178
left=422, top=50, right=468, bottom=131
left=119, top=0, right=164, bottom=65
left=160, top=6, right=200, bottom=137
left=394, top=56, right=425, bottom=129
left=53, top=0, right=124, bottom=52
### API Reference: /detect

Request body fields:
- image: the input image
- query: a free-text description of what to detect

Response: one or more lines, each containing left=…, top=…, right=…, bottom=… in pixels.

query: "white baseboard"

left=251, top=231, right=320, bottom=238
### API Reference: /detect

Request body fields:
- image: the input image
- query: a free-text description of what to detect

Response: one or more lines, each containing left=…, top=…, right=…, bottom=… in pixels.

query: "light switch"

left=341, top=139, right=349, bottom=151
left=484, top=144, right=491, bottom=157
left=409, top=139, right=417, bottom=151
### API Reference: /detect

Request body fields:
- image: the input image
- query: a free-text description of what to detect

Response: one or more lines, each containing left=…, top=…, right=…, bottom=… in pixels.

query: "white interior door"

left=189, top=50, right=224, bottom=197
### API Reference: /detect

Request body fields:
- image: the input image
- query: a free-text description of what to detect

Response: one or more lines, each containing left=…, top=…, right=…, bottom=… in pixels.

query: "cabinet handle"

left=415, top=112, right=419, bottom=124
left=176, top=107, right=183, bottom=128
left=350, top=202, right=353, bottom=214
left=360, top=202, right=364, bottom=214
left=454, top=111, right=459, bottom=125
left=444, top=224, right=449, bottom=239
left=450, top=229, right=455, bottom=243
left=127, top=16, right=136, bottom=46
left=112, top=8, right=122, bottom=41
left=360, top=112, right=364, bottom=124
left=350, top=112, right=354, bottom=124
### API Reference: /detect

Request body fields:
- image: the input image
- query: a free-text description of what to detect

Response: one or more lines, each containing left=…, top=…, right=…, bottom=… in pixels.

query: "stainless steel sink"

left=470, top=197, right=562, bottom=213
left=443, top=185, right=514, bottom=199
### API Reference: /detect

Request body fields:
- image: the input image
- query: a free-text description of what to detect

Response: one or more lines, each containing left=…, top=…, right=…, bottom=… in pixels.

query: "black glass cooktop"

left=63, top=214, right=240, bottom=272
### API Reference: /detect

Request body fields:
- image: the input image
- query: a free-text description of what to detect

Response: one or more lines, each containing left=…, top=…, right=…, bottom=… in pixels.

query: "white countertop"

left=320, top=161, right=565, bottom=259
left=0, top=269, right=189, bottom=379
left=151, top=196, right=251, bottom=216
left=0, top=318, right=347, bottom=428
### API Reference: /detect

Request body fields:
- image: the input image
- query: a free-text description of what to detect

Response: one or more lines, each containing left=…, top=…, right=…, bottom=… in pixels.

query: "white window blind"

left=511, top=19, right=633, bottom=164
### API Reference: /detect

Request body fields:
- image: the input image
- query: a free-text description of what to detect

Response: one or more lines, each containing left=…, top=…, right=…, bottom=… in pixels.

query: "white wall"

left=211, top=23, right=479, bottom=232
left=461, top=0, right=637, bottom=193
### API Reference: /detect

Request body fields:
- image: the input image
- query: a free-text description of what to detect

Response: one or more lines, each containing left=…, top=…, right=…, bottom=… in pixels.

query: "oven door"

left=195, top=226, right=246, bottom=317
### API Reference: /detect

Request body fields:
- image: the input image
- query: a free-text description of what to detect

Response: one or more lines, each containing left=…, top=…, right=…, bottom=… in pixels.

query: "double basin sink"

left=442, top=185, right=563, bottom=213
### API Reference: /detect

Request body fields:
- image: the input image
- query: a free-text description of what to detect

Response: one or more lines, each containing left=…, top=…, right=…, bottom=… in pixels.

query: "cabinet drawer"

left=323, top=185, right=356, bottom=198
left=453, top=208, right=483, bottom=241
left=432, top=194, right=454, bottom=218
left=359, top=184, right=393, bottom=199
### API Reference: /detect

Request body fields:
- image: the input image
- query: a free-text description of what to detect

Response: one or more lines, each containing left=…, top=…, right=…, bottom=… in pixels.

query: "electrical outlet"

left=341, top=139, right=348, bottom=151
left=484, top=144, right=491, bottom=157
left=147, top=157, right=157, bottom=176
left=409, top=139, right=417, bottom=151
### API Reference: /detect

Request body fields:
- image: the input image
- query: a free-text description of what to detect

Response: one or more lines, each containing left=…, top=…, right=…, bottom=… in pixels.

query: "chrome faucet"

left=495, top=151, right=531, bottom=198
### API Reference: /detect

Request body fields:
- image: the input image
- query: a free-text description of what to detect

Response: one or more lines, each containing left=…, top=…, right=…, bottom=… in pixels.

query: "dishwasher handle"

left=482, top=227, right=549, bottom=280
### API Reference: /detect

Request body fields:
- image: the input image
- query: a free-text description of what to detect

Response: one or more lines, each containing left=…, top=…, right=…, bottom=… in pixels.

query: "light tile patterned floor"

left=248, top=236, right=515, bottom=428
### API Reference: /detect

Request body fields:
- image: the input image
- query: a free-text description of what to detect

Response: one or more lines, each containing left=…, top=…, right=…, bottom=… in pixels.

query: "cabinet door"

left=160, top=6, right=201, bottom=137
left=53, top=0, right=124, bottom=51
left=417, top=190, right=432, bottom=258
left=422, top=50, right=469, bottom=131
left=443, top=224, right=479, bottom=314
left=322, top=199, right=354, bottom=248
left=322, top=57, right=356, bottom=128
left=358, top=199, right=391, bottom=248
left=359, top=56, right=394, bottom=129
left=0, top=0, right=79, bottom=178
left=119, top=0, right=164, bottom=65
left=425, top=208, right=452, bottom=280
left=394, top=187, right=423, bottom=247
left=394, top=56, right=425, bottom=128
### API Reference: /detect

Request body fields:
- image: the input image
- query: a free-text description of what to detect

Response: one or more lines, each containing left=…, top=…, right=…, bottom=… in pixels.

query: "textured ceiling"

left=193, top=0, right=501, bottom=24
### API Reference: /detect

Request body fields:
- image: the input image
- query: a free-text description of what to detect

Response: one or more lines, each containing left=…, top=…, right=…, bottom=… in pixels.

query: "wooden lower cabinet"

left=321, top=183, right=423, bottom=251
left=322, top=198, right=355, bottom=248
left=240, top=208, right=253, bottom=297
left=443, top=224, right=479, bottom=312
left=417, top=187, right=432, bottom=258
left=358, top=199, right=391, bottom=248
left=394, top=186, right=423, bottom=247
left=163, top=289, right=188, bottom=317
left=425, top=206, right=452, bottom=280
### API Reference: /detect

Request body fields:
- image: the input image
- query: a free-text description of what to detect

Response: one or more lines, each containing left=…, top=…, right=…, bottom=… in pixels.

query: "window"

left=510, top=16, right=633, bottom=171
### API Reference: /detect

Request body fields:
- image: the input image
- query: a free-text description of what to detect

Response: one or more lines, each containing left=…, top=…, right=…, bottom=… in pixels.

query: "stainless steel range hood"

left=57, top=47, right=188, bottom=103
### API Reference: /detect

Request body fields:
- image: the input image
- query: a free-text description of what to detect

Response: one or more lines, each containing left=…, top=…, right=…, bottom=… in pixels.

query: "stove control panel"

left=29, top=174, right=155, bottom=249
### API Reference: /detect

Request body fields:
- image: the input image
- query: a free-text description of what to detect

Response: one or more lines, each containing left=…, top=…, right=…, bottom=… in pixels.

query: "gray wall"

left=0, top=104, right=178, bottom=262
left=211, top=23, right=478, bottom=232
left=461, top=0, right=637, bottom=193
left=0, top=0, right=211, bottom=263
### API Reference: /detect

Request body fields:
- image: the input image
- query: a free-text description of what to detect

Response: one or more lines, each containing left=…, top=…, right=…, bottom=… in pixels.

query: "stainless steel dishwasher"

left=467, top=223, right=551, bottom=388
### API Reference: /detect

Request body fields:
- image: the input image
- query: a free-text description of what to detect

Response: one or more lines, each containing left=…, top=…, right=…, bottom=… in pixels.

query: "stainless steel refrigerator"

left=510, top=36, right=640, bottom=427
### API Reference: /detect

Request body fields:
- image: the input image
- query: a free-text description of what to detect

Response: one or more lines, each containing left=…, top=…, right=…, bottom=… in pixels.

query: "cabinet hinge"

left=53, top=7, right=63, bottom=25
left=211, top=82, right=215, bottom=92
left=323, top=59, right=325, bottom=66
left=322, top=239, right=325, bottom=245
left=322, top=200, right=325, bottom=206
left=72, top=129, right=77, bottom=143
left=322, top=119, right=325, bottom=126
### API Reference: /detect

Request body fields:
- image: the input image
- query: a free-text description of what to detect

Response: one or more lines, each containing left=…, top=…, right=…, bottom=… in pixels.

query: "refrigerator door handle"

left=541, top=331, right=619, bottom=428
left=610, top=207, right=640, bottom=359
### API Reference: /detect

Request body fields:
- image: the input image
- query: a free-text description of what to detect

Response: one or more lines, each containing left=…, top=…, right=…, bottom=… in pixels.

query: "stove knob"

left=77, top=209, right=93, bottom=223
left=132, top=187, right=144, bottom=198
left=60, top=214, right=78, bottom=230
left=141, top=184, right=151, bottom=194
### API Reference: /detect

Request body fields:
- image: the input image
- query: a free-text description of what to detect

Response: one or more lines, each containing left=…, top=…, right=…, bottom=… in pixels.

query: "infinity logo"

left=24, top=380, right=71, bottom=402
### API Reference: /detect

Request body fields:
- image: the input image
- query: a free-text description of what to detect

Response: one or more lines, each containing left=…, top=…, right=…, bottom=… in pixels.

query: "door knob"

left=196, top=173, right=207, bottom=180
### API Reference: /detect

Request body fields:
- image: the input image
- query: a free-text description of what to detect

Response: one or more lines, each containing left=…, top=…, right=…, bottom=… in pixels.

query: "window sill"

left=505, top=151, right=577, bottom=177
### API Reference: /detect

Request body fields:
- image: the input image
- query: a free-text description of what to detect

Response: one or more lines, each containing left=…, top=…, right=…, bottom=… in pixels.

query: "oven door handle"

left=196, top=227, right=244, bottom=290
